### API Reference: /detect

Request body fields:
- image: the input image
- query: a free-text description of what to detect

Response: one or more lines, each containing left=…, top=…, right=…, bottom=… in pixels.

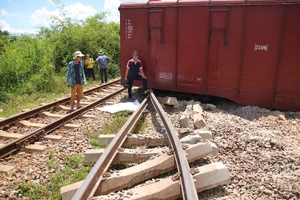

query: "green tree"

left=0, top=0, right=121, bottom=102
left=0, top=29, right=9, bottom=54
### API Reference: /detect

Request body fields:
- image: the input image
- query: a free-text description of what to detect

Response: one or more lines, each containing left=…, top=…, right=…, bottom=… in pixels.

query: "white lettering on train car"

left=159, top=72, right=173, bottom=80
left=254, top=44, right=268, bottom=51
left=178, top=74, right=193, bottom=81
left=196, top=77, right=202, bottom=82
left=125, top=19, right=133, bottom=40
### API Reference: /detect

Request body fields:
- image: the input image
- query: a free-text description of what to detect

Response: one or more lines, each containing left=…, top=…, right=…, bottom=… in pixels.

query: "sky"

left=0, top=0, right=146, bottom=35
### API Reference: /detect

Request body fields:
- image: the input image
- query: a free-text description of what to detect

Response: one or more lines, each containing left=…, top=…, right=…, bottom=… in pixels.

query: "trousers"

left=100, top=68, right=107, bottom=83
left=87, top=68, right=95, bottom=80
left=127, top=74, right=147, bottom=98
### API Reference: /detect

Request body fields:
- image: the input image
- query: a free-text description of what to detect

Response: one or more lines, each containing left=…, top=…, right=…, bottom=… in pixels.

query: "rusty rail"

left=0, top=87, right=124, bottom=159
left=149, top=91, right=199, bottom=200
left=0, top=79, right=121, bottom=128
left=72, top=96, right=149, bottom=200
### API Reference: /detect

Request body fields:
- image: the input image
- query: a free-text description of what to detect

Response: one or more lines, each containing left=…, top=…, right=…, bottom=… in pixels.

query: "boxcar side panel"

left=147, top=7, right=177, bottom=91
left=120, top=1, right=300, bottom=111
left=206, top=7, right=244, bottom=99
left=275, top=5, right=300, bottom=110
left=177, top=7, right=209, bottom=94
left=120, top=9, right=148, bottom=82
left=239, top=6, right=284, bottom=105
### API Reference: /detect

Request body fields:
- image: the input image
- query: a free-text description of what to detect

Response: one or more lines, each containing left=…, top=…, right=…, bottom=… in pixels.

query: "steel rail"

left=0, top=87, right=125, bottom=159
left=0, top=79, right=121, bottom=128
left=72, top=97, right=149, bottom=200
left=149, top=91, right=199, bottom=200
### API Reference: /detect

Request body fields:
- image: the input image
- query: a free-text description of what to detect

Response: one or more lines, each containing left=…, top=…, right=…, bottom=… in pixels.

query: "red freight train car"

left=119, top=0, right=300, bottom=111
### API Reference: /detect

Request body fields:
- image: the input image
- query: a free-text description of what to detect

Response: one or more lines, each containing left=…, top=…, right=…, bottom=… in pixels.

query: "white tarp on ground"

left=97, top=100, right=143, bottom=114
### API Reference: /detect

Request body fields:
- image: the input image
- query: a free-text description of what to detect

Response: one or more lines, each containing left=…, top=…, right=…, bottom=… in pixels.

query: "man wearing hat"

left=66, top=50, right=87, bottom=113
left=124, top=50, right=148, bottom=100
left=95, top=50, right=111, bottom=84
left=85, top=54, right=95, bottom=81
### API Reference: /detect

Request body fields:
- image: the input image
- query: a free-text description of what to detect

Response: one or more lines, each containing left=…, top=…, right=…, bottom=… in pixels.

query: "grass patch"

left=16, top=154, right=92, bottom=200
left=132, top=114, right=148, bottom=134
left=87, top=131, right=101, bottom=148
left=0, top=78, right=101, bottom=117
left=100, top=111, right=148, bottom=135
left=90, top=139, right=100, bottom=148
left=100, top=111, right=130, bottom=135
left=17, top=183, right=49, bottom=200
left=48, top=150, right=54, bottom=159
left=86, top=131, right=109, bottom=149
left=0, top=92, right=66, bottom=117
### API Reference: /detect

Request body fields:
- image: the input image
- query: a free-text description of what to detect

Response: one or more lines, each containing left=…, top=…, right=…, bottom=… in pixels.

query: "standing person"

left=85, top=54, right=95, bottom=81
left=66, top=50, right=87, bottom=113
left=95, top=50, right=110, bottom=84
left=124, top=50, right=148, bottom=100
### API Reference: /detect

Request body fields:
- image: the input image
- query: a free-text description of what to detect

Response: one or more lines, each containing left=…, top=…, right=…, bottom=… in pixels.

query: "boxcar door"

left=206, top=10, right=239, bottom=98
left=148, top=10, right=176, bottom=90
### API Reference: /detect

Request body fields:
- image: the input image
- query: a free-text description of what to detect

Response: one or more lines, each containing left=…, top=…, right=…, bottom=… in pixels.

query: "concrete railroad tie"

left=60, top=142, right=224, bottom=200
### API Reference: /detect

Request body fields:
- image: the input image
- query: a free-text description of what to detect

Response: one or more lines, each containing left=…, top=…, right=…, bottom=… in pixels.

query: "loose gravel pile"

left=0, top=90, right=299, bottom=200
left=198, top=102, right=300, bottom=200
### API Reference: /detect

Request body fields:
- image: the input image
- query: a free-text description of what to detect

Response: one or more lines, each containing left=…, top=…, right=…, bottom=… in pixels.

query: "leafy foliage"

left=37, top=13, right=120, bottom=74
left=0, top=30, right=9, bottom=53
left=0, top=36, right=55, bottom=95
left=0, top=1, right=120, bottom=103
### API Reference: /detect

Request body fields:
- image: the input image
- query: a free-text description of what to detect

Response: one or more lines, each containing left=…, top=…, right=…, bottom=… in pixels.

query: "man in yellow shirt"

left=85, top=54, right=95, bottom=81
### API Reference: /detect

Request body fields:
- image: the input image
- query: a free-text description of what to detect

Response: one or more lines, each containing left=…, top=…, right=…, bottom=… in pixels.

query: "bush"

left=0, top=11, right=120, bottom=103
left=21, top=64, right=55, bottom=95
left=107, top=63, right=120, bottom=79
left=0, top=36, right=56, bottom=94
left=0, top=91, right=7, bottom=103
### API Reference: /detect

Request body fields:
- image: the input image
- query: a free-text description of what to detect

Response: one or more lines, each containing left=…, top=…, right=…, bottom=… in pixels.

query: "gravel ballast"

left=0, top=91, right=299, bottom=199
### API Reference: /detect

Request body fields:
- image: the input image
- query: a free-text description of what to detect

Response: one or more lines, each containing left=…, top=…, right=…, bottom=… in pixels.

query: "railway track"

left=3, top=82, right=296, bottom=199
left=0, top=79, right=124, bottom=160
left=60, top=90, right=230, bottom=200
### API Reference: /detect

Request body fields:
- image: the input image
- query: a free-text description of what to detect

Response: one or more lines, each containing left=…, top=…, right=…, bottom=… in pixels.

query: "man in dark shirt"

left=66, top=50, right=87, bottom=113
left=124, top=50, right=148, bottom=100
